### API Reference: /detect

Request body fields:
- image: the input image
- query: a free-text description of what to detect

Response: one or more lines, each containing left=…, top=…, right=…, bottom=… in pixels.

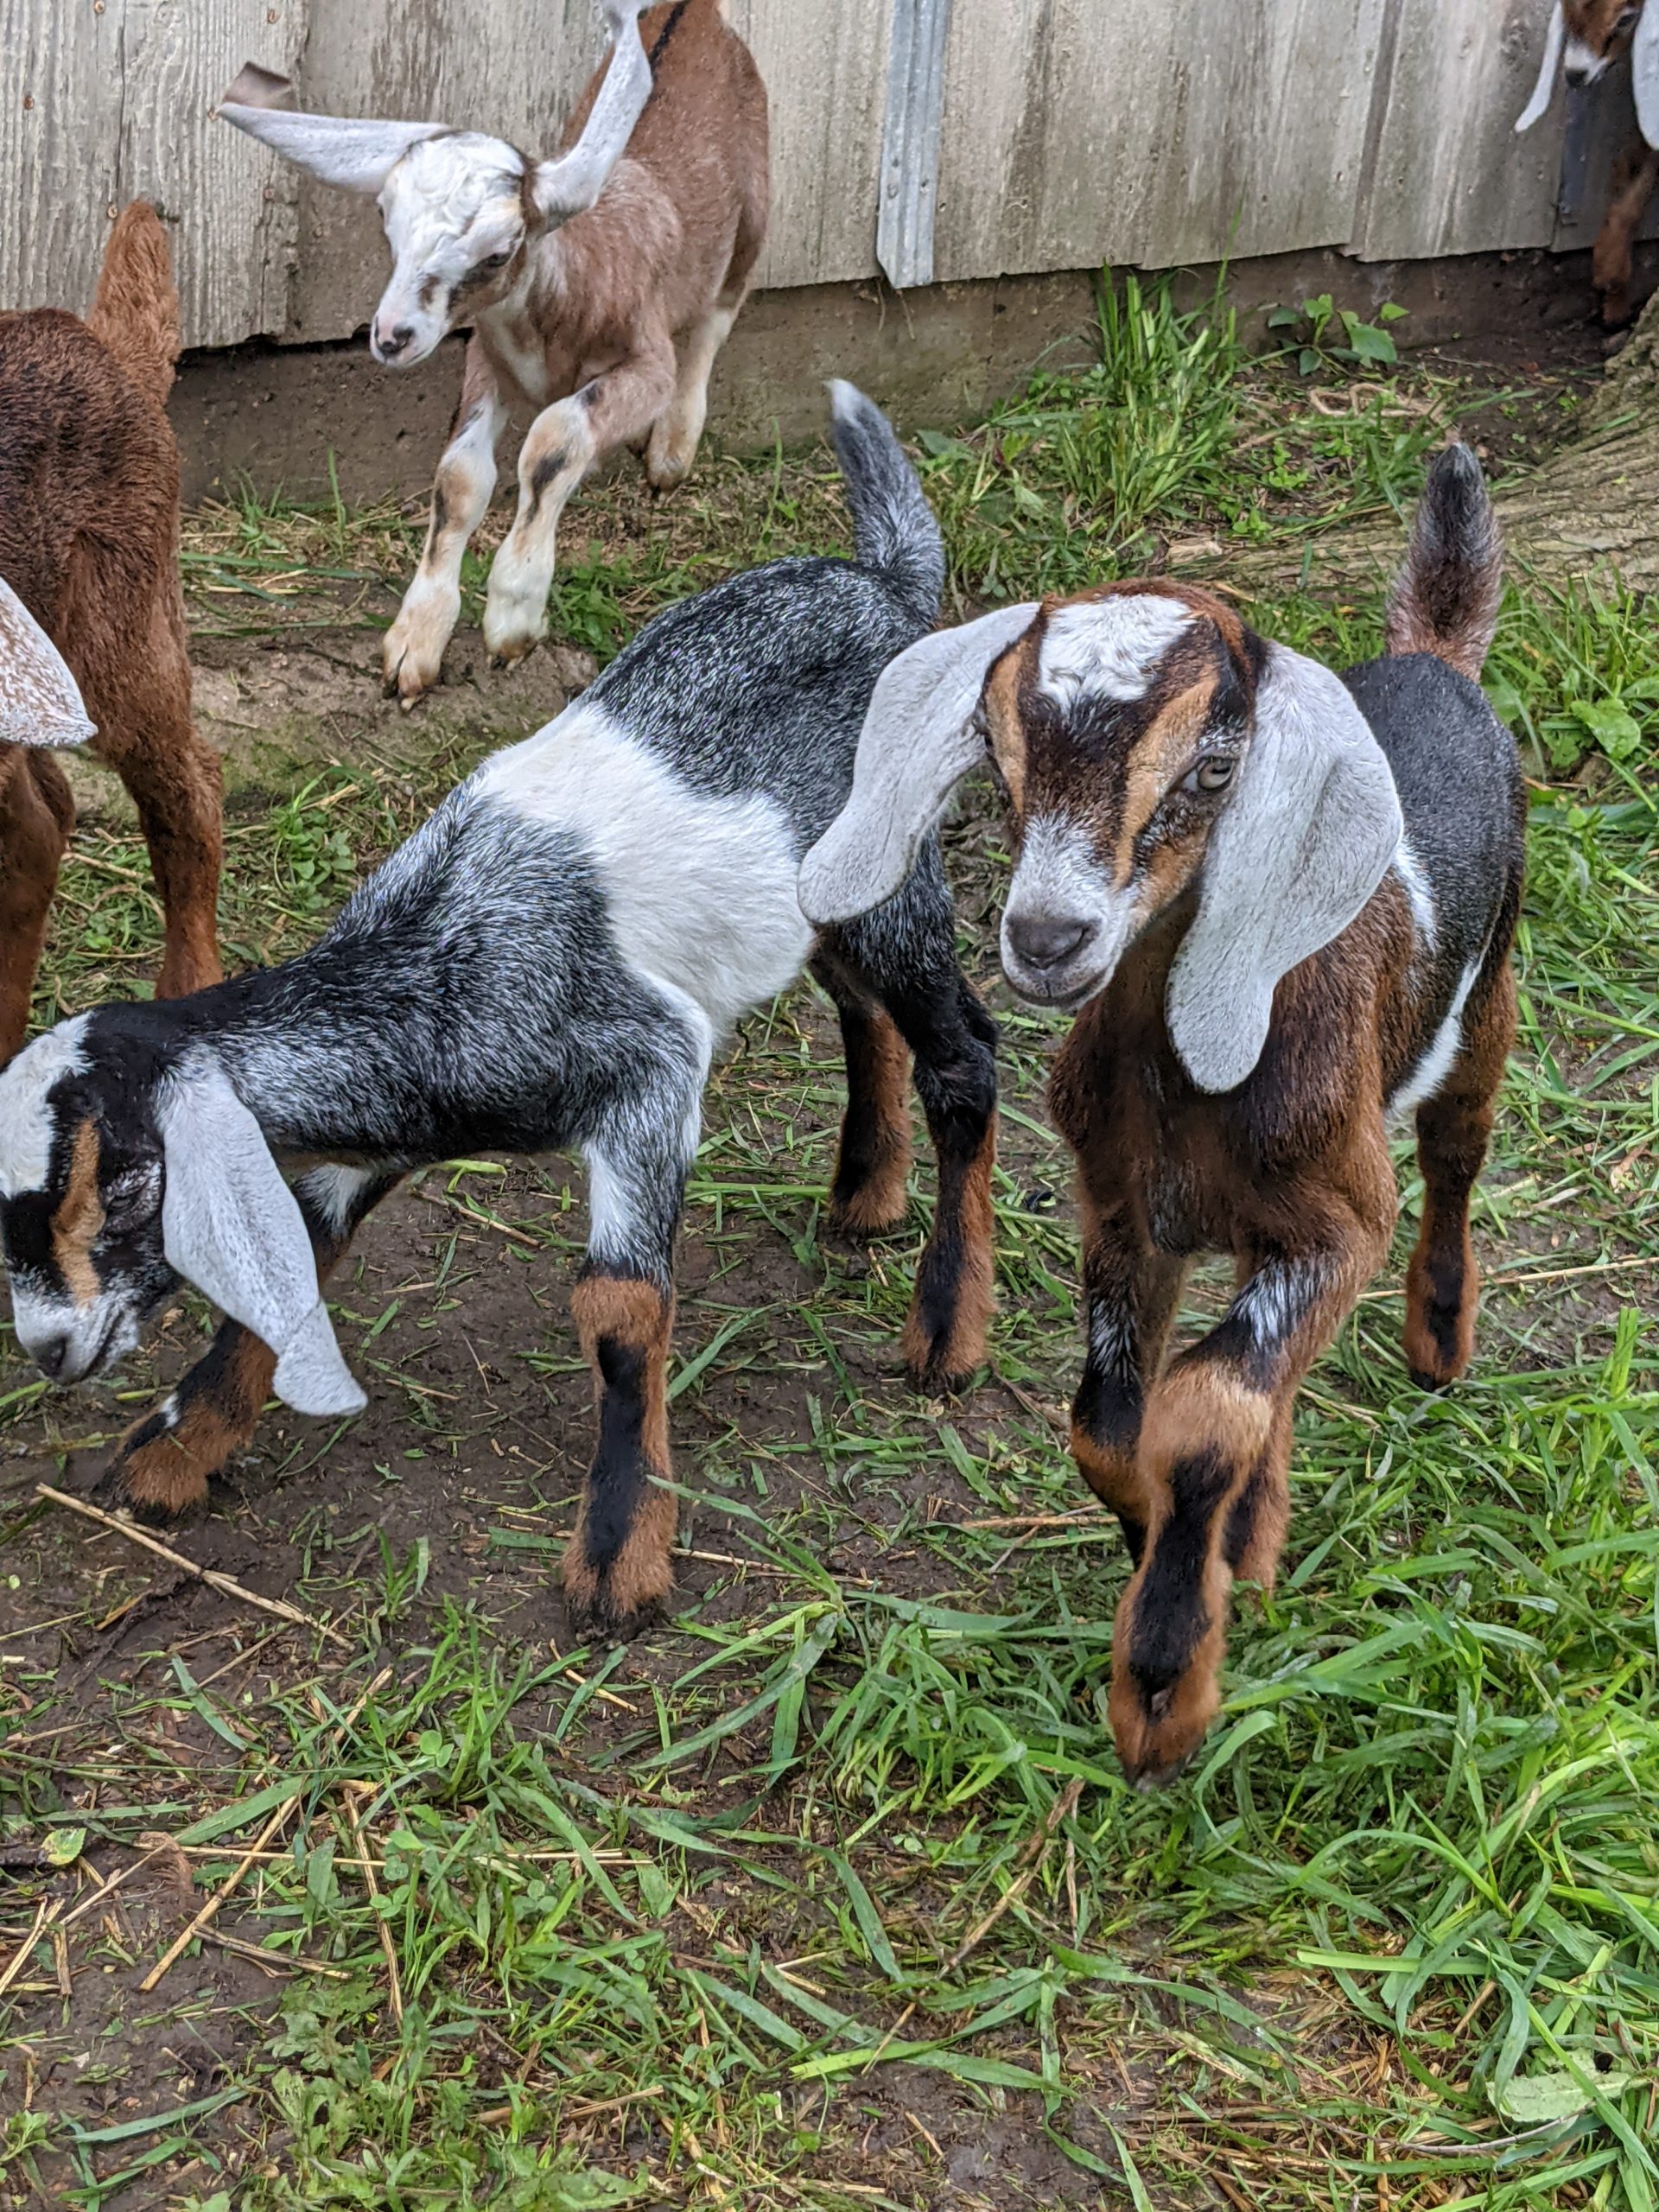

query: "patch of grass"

left=4, top=283, right=1658, bottom=2209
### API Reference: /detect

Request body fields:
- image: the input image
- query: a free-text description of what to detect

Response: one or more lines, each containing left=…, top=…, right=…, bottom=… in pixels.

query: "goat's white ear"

left=1166, top=644, right=1402, bottom=1094
left=156, top=1064, right=365, bottom=1418
left=1515, top=1, right=1565, bottom=131
left=219, top=62, right=448, bottom=194
left=528, top=0, right=654, bottom=222
left=1634, top=3, right=1659, bottom=146
left=0, top=578, right=94, bottom=748
left=798, top=603, right=1040, bottom=925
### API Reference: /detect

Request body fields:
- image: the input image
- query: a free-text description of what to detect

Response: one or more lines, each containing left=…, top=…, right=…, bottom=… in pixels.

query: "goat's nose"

left=1564, top=62, right=1589, bottom=86
left=33, top=1334, right=69, bottom=1381
left=1007, top=914, right=1096, bottom=971
left=377, top=321, right=414, bottom=358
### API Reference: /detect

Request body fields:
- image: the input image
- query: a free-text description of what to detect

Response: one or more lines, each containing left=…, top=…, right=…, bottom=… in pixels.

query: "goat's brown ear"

left=1165, top=643, right=1402, bottom=1093
left=1636, top=5, right=1659, bottom=145
left=528, top=0, right=654, bottom=222
left=1515, top=1, right=1564, bottom=131
left=798, top=604, right=1039, bottom=924
left=220, top=61, right=296, bottom=111
left=0, top=578, right=94, bottom=748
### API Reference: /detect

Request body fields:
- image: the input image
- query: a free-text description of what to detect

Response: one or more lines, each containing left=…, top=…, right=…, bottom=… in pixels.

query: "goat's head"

left=798, top=586, right=1403, bottom=1093
left=1516, top=1, right=1659, bottom=137
left=218, top=0, right=653, bottom=367
left=0, top=1027, right=362, bottom=1416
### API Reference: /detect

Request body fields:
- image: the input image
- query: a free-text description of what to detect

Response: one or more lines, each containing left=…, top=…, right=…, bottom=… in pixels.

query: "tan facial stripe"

left=983, top=640, right=1031, bottom=814
left=1115, top=676, right=1220, bottom=874
left=51, top=1118, right=104, bottom=1311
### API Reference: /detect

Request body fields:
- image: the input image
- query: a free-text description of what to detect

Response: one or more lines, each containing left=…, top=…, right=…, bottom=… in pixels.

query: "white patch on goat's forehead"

left=0, top=1014, right=90, bottom=1198
left=1039, top=597, right=1193, bottom=709
left=385, top=134, right=521, bottom=232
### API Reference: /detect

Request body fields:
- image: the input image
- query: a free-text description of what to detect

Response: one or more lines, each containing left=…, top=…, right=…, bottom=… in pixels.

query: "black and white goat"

left=0, top=388, right=998, bottom=1640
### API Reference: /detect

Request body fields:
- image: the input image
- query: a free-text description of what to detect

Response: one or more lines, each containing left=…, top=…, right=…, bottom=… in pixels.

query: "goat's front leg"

left=383, top=342, right=506, bottom=706
left=102, top=1166, right=396, bottom=1522
left=1069, top=1198, right=1187, bottom=1565
left=1109, top=1205, right=1390, bottom=1788
left=563, top=1008, right=710, bottom=1641
left=0, top=753, right=74, bottom=1065
left=483, top=338, right=677, bottom=668
left=1594, top=143, right=1659, bottom=327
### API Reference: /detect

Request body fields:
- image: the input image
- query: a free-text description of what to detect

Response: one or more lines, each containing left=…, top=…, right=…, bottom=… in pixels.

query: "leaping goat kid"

left=219, top=0, right=768, bottom=702
left=0, top=389, right=998, bottom=1643
left=801, top=446, right=1522, bottom=1786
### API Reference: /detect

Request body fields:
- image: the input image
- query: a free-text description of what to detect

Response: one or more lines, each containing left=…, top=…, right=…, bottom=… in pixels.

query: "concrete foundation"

left=167, top=245, right=1657, bottom=506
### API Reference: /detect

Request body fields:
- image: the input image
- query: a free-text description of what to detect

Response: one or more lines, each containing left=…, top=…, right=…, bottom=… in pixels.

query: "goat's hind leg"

left=484, top=340, right=676, bottom=668
left=0, top=750, right=74, bottom=1065
left=1593, top=144, right=1659, bottom=327
left=103, top=1166, right=396, bottom=1522
left=810, top=944, right=913, bottom=1237
left=563, top=1004, right=711, bottom=1642
left=384, top=343, right=506, bottom=706
left=829, top=873, right=1000, bottom=1393
left=1405, top=952, right=1516, bottom=1390
left=645, top=292, right=743, bottom=493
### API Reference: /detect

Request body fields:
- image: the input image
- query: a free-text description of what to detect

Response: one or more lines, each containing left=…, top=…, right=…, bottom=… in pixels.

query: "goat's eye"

left=1185, top=754, right=1236, bottom=794
left=480, top=247, right=514, bottom=271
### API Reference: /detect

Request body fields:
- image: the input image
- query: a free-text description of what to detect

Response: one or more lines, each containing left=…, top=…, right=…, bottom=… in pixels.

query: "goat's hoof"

left=486, top=637, right=541, bottom=671
left=824, top=1196, right=910, bottom=1243
left=563, top=1585, right=667, bottom=1647
left=95, top=1409, right=215, bottom=1526
left=903, top=1352, right=980, bottom=1400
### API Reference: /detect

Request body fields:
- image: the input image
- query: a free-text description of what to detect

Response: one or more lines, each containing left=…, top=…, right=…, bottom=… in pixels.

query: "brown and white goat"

left=221, top=0, right=769, bottom=703
left=0, top=204, right=223, bottom=1065
left=801, top=447, right=1523, bottom=1786
left=1516, top=0, right=1659, bottom=324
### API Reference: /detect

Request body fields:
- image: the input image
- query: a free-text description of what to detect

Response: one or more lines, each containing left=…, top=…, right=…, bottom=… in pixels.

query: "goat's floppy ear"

left=798, top=603, right=1039, bottom=924
left=0, top=578, right=94, bottom=747
left=1166, top=643, right=1402, bottom=1094
left=1515, top=0, right=1565, bottom=130
left=156, top=1063, right=365, bottom=1418
left=219, top=62, right=448, bottom=194
left=1634, top=3, right=1659, bottom=146
left=528, top=0, right=653, bottom=222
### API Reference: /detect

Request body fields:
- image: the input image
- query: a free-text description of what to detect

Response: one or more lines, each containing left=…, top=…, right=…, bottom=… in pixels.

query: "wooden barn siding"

left=0, top=0, right=1597, bottom=350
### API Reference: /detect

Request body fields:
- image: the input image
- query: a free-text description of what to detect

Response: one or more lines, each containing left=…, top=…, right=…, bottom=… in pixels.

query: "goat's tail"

left=1384, top=441, right=1503, bottom=683
left=86, top=201, right=181, bottom=414
left=827, top=381, right=945, bottom=623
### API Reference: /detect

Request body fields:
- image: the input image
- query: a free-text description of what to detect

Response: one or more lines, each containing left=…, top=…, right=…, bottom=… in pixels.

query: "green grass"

left=2, top=275, right=1656, bottom=2210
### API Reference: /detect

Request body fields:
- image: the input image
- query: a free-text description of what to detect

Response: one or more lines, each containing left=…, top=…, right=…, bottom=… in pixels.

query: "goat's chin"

left=1005, top=966, right=1110, bottom=1015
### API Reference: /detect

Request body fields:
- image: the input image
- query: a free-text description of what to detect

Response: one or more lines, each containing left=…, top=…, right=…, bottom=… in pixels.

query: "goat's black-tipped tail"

left=826, top=380, right=945, bottom=624
left=1384, top=441, right=1503, bottom=683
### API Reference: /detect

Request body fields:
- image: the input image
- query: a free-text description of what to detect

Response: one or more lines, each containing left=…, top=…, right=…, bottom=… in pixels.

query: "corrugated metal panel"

left=0, top=0, right=299, bottom=346
left=876, top=0, right=952, bottom=289
left=931, top=0, right=1389, bottom=282
left=1350, top=0, right=1562, bottom=258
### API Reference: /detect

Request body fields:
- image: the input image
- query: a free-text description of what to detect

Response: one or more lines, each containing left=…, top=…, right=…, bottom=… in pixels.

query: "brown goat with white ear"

left=1516, top=0, right=1659, bottom=325
left=801, top=447, right=1523, bottom=1788
left=0, top=203, right=223, bottom=1065
left=221, top=0, right=769, bottom=704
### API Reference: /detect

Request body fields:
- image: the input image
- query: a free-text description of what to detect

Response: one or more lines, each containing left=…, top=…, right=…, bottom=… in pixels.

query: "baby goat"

left=1516, top=1, right=1659, bottom=324
left=221, top=0, right=768, bottom=704
left=0, top=388, right=998, bottom=1643
left=802, top=446, right=1522, bottom=1786
left=0, top=203, right=223, bottom=1064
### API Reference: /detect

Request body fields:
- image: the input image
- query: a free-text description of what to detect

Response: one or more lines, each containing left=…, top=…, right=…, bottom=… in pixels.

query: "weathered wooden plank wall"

left=0, top=0, right=1602, bottom=349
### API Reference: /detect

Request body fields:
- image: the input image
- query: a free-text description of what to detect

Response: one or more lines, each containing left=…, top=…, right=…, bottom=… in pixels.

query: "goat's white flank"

left=474, top=703, right=816, bottom=1039
left=1388, top=955, right=1484, bottom=1121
